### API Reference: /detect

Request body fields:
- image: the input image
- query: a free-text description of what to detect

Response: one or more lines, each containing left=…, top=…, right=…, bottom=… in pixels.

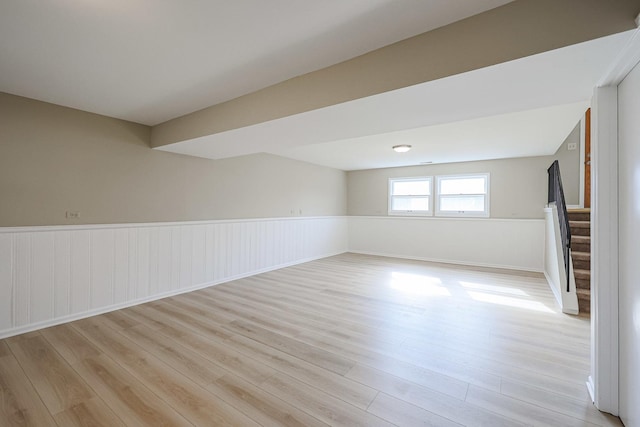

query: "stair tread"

left=572, top=235, right=591, bottom=242
left=574, top=268, right=590, bottom=278
left=577, top=289, right=590, bottom=297
left=572, top=252, right=590, bottom=260
left=567, top=210, right=591, bottom=222
left=569, top=220, right=590, bottom=228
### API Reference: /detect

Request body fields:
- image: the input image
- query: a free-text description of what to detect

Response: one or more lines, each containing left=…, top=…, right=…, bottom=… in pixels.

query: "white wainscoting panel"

left=348, top=216, right=545, bottom=272
left=0, top=216, right=348, bottom=338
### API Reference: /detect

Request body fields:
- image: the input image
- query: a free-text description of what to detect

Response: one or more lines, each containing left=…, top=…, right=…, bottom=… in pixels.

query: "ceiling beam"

left=151, top=0, right=640, bottom=148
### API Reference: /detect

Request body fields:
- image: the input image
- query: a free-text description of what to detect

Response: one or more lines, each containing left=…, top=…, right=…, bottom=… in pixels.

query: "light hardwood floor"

left=0, top=253, right=622, bottom=426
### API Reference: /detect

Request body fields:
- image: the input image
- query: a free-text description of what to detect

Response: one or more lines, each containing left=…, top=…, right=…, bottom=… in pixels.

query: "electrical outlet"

left=568, top=142, right=578, bottom=151
left=66, top=211, right=80, bottom=219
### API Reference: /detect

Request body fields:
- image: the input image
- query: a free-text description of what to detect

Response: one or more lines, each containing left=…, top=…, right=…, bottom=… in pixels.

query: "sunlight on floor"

left=389, top=272, right=451, bottom=297
left=465, top=290, right=554, bottom=313
left=459, top=281, right=529, bottom=296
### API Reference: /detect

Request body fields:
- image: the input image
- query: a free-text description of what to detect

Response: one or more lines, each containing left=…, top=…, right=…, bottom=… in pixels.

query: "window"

left=435, top=174, right=489, bottom=217
left=388, top=177, right=433, bottom=215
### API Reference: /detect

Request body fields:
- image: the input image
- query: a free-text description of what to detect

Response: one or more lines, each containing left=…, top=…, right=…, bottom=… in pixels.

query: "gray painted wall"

left=0, top=93, right=347, bottom=227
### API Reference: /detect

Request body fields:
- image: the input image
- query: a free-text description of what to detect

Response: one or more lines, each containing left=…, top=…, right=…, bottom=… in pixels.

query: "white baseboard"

left=544, top=270, right=563, bottom=310
left=543, top=270, right=578, bottom=315
left=587, top=376, right=595, bottom=403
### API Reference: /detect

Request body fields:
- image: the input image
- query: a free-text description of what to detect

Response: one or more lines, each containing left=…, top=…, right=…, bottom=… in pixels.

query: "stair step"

left=568, top=209, right=590, bottom=222
left=572, top=235, right=590, bottom=253
left=574, top=268, right=590, bottom=290
left=569, top=212, right=592, bottom=315
left=569, top=220, right=590, bottom=236
left=574, top=269, right=590, bottom=280
left=572, top=251, right=590, bottom=260
left=572, top=251, right=590, bottom=271
left=569, top=220, right=590, bottom=228
left=577, top=288, right=591, bottom=314
left=576, top=278, right=590, bottom=290
left=572, top=242, right=590, bottom=253
left=573, top=259, right=590, bottom=271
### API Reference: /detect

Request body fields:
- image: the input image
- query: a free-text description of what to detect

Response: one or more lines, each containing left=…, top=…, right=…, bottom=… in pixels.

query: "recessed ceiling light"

left=392, top=144, right=412, bottom=153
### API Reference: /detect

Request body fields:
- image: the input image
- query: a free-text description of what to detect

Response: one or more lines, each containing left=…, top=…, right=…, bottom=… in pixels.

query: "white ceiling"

left=0, top=0, right=513, bottom=125
left=158, top=31, right=633, bottom=170
left=276, top=103, right=589, bottom=171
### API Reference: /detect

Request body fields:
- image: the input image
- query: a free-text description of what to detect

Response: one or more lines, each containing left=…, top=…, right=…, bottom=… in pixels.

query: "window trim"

left=388, top=176, right=433, bottom=216
left=434, top=173, right=490, bottom=218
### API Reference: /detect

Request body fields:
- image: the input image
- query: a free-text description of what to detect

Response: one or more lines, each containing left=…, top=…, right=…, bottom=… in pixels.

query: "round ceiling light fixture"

left=392, top=144, right=412, bottom=153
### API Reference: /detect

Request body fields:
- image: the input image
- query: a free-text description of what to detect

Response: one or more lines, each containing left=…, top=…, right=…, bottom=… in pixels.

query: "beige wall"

left=553, top=122, right=582, bottom=206
left=0, top=93, right=346, bottom=227
left=347, top=156, right=555, bottom=219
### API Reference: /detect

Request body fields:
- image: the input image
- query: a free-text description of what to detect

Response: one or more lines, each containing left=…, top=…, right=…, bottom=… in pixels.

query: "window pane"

left=440, top=195, right=485, bottom=211
left=392, top=197, right=429, bottom=211
left=440, top=177, right=485, bottom=195
left=392, top=180, right=430, bottom=196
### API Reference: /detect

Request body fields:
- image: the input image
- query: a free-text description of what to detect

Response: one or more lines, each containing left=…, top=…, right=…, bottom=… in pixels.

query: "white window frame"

left=388, top=176, right=433, bottom=216
left=435, top=173, right=490, bottom=218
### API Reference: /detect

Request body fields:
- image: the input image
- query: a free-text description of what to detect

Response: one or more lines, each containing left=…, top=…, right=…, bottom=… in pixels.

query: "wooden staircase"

left=568, top=209, right=591, bottom=314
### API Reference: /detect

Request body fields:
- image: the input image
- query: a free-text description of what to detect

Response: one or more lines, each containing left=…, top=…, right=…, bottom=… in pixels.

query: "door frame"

left=578, top=111, right=588, bottom=209
left=589, top=27, right=640, bottom=415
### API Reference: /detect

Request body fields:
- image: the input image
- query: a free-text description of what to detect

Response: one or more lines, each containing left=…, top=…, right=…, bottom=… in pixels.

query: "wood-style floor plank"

left=465, top=385, right=601, bottom=427
left=367, top=392, right=464, bottom=427
left=39, top=323, right=101, bottom=366
left=140, top=308, right=278, bottom=385
left=72, top=316, right=261, bottom=427
left=223, top=331, right=378, bottom=410
left=346, top=362, right=469, bottom=402
left=0, top=355, right=57, bottom=426
left=6, top=333, right=95, bottom=414
left=261, top=373, right=395, bottom=426
left=72, top=354, right=192, bottom=426
left=225, top=319, right=356, bottom=375
left=53, top=397, right=127, bottom=427
left=0, top=252, right=621, bottom=427
left=116, top=323, right=227, bottom=388
left=0, top=340, right=10, bottom=357
left=499, top=380, right=623, bottom=427
left=208, top=373, right=330, bottom=427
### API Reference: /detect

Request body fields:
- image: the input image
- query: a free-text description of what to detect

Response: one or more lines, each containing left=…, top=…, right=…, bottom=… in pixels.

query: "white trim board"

left=579, top=113, right=586, bottom=209
left=599, top=28, right=640, bottom=86
left=587, top=28, right=640, bottom=413
left=0, top=215, right=348, bottom=234
left=589, top=86, right=619, bottom=414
